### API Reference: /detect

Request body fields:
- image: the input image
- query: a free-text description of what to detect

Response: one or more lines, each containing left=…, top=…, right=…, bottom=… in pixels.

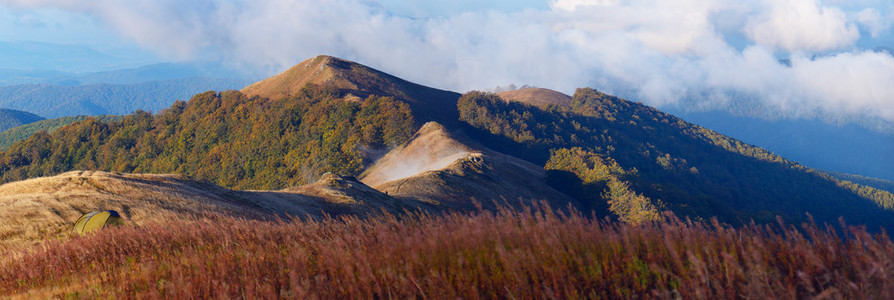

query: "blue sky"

left=0, top=0, right=892, bottom=125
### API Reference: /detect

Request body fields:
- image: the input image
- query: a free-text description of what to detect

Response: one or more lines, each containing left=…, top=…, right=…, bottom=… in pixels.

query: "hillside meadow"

left=2, top=205, right=893, bottom=299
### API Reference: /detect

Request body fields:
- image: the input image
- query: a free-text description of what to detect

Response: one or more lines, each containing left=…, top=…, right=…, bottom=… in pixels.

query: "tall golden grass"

left=2, top=205, right=893, bottom=298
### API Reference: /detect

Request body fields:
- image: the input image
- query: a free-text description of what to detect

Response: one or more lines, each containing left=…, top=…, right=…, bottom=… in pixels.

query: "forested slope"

left=0, top=87, right=415, bottom=190
left=457, top=89, right=894, bottom=228
left=0, top=115, right=125, bottom=150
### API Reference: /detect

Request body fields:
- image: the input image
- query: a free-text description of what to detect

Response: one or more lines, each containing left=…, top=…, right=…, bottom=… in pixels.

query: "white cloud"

left=550, top=0, right=621, bottom=11
left=0, top=0, right=892, bottom=127
left=791, top=51, right=894, bottom=121
left=744, top=0, right=860, bottom=52
left=854, top=8, right=893, bottom=37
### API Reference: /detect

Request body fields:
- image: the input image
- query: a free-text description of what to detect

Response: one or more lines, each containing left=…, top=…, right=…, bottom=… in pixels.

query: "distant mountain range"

left=0, top=77, right=250, bottom=118
left=0, top=42, right=255, bottom=121
left=0, top=41, right=154, bottom=73
left=0, top=62, right=252, bottom=86
left=1, top=55, right=893, bottom=247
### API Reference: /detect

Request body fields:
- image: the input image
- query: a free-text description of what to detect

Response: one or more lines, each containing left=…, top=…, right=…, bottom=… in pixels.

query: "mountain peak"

left=497, top=88, right=571, bottom=108
left=241, top=55, right=461, bottom=127
left=241, top=55, right=360, bottom=100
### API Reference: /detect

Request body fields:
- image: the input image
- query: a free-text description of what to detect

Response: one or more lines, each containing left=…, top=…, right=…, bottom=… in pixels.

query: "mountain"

left=0, top=108, right=43, bottom=133
left=360, top=122, right=576, bottom=210
left=4, top=55, right=894, bottom=298
left=0, top=78, right=249, bottom=118
left=0, top=54, right=892, bottom=232
left=456, top=89, right=894, bottom=226
left=242, top=55, right=461, bottom=127
left=497, top=88, right=572, bottom=109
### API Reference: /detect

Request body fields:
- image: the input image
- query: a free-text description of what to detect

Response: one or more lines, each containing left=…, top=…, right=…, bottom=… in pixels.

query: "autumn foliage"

left=0, top=86, right=415, bottom=190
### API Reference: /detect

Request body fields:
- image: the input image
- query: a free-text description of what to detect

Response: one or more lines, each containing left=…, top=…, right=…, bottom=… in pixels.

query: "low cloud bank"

left=2, top=0, right=893, bottom=128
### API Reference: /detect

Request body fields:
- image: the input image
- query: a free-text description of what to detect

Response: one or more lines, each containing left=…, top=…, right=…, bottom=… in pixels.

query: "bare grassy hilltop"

left=497, top=87, right=572, bottom=108
left=362, top=122, right=576, bottom=210
left=242, top=55, right=461, bottom=127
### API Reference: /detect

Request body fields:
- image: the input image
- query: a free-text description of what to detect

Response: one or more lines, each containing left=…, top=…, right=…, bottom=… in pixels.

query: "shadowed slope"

left=458, top=89, right=894, bottom=228
left=284, top=172, right=431, bottom=213
left=0, top=108, right=43, bottom=133
left=241, top=55, right=461, bottom=127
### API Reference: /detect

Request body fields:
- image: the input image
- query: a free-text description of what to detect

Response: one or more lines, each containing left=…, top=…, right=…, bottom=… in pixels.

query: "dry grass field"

left=0, top=170, right=424, bottom=253
left=2, top=206, right=893, bottom=298
left=0, top=171, right=263, bottom=252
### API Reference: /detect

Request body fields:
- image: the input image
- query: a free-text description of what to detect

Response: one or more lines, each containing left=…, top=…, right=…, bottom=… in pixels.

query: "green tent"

left=72, top=210, right=124, bottom=235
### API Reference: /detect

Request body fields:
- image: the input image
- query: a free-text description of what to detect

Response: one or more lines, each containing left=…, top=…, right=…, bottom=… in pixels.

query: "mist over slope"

left=361, top=122, right=576, bottom=210
left=361, top=122, right=475, bottom=187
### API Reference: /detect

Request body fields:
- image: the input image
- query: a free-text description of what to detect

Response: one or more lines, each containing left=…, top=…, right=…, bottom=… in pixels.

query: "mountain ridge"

left=0, top=54, right=892, bottom=243
left=0, top=78, right=249, bottom=118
